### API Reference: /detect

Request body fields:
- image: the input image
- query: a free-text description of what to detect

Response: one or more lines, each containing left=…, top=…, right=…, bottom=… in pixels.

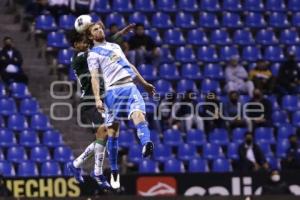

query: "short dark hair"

left=135, top=23, right=144, bottom=28
left=68, top=30, right=85, bottom=47
left=109, top=23, right=118, bottom=29
left=3, top=36, right=12, bottom=42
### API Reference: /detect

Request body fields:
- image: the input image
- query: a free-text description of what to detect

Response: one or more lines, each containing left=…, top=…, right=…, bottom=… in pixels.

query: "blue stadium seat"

left=199, top=12, right=220, bottom=28
left=0, top=129, right=16, bottom=147
left=20, top=98, right=39, bottom=116
left=267, top=95, right=280, bottom=110
left=160, top=47, right=174, bottom=63
left=292, top=110, right=300, bottom=127
left=151, top=12, right=173, bottom=29
left=30, top=145, right=51, bottom=163
left=138, top=64, right=157, bottom=81
left=47, top=32, right=69, bottom=49
left=164, top=159, right=184, bottom=173
left=292, top=12, right=300, bottom=27
left=255, top=29, right=278, bottom=45
left=157, top=0, right=177, bottom=12
left=92, top=0, right=111, bottom=13
left=119, top=130, right=136, bottom=148
left=203, top=143, right=224, bottom=160
left=245, top=12, right=266, bottom=28
left=289, top=45, right=300, bottom=61
left=255, top=127, right=275, bottom=144
left=8, top=114, right=28, bottom=131
left=209, top=128, right=229, bottom=145
left=105, top=12, right=126, bottom=27
left=197, top=46, right=219, bottom=62
left=288, top=0, right=300, bottom=12
left=232, top=128, right=247, bottom=144
left=187, top=29, right=209, bottom=46
left=41, top=161, right=62, bottom=176
left=203, top=64, right=224, bottom=80
left=280, top=29, right=300, bottom=45
left=223, top=0, right=242, bottom=11
left=159, top=64, right=180, bottom=80
left=9, top=82, right=31, bottom=99
left=266, top=156, right=280, bottom=170
left=271, top=63, right=281, bottom=76
left=35, top=14, right=57, bottom=32
left=175, top=47, right=196, bottom=63
left=163, top=29, right=185, bottom=46
left=277, top=124, right=295, bottom=140
left=0, top=98, right=16, bottom=116
left=145, top=29, right=162, bottom=45
left=18, top=161, right=38, bottom=177
left=0, top=149, right=4, bottom=160
left=58, top=49, right=74, bottom=66
left=243, top=0, right=264, bottom=11
left=150, top=130, right=160, bottom=144
left=264, top=46, right=284, bottom=62
left=0, top=116, right=4, bottom=128
left=178, top=144, right=197, bottom=161
left=134, top=0, right=155, bottom=12
left=154, top=80, right=173, bottom=96
left=242, top=46, right=262, bottom=62
left=210, top=29, right=231, bottom=45
left=186, top=129, right=206, bottom=146
left=175, top=12, right=196, bottom=29
left=258, top=143, right=274, bottom=157
left=0, top=83, right=6, bottom=97
left=31, top=113, right=51, bottom=131
left=222, top=12, right=243, bottom=28
left=269, top=12, right=290, bottom=28
left=128, top=144, right=142, bottom=164
left=153, top=143, right=172, bottom=162
left=272, top=110, right=289, bottom=127
left=201, top=0, right=220, bottom=11
left=112, top=0, right=133, bottom=13
left=212, top=158, right=232, bottom=172
left=0, top=161, right=15, bottom=176
left=188, top=158, right=208, bottom=173
left=201, top=79, right=221, bottom=94
left=19, top=130, right=40, bottom=147
left=54, top=146, right=73, bottom=163
left=227, top=143, right=239, bottom=160
left=139, top=160, right=157, bottom=173
left=43, top=130, right=63, bottom=147
left=89, top=13, right=100, bottom=22
left=233, top=29, right=255, bottom=45
left=7, top=146, right=27, bottom=163
left=282, top=95, right=299, bottom=112
left=276, top=139, right=290, bottom=158
left=181, top=64, right=202, bottom=80
left=177, top=79, right=197, bottom=93
left=59, top=14, right=76, bottom=30
left=163, top=129, right=183, bottom=147
left=266, top=0, right=286, bottom=11
left=179, top=0, right=199, bottom=12
left=129, top=12, right=150, bottom=28
left=220, top=46, right=239, bottom=61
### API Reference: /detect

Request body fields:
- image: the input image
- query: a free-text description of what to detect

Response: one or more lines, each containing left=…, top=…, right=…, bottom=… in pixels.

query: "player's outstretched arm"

left=90, top=69, right=104, bottom=113
left=112, top=23, right=135, bottom=42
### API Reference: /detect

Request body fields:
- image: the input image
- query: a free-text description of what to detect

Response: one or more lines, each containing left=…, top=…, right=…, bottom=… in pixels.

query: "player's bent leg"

left=131, top=111, right=153, bottom=158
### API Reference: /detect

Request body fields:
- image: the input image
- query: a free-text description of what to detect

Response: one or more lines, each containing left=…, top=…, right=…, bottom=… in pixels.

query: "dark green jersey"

left=71, top=51, right=104, bottom=102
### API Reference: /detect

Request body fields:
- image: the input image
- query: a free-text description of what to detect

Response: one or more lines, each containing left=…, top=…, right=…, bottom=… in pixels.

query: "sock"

left=73, top=142, right=94, bottom=168
left=136, top=121, right=151, bottom=146
left=107, top=137, right=119, bottom=171
left=94, top=139, right=106, bottom=176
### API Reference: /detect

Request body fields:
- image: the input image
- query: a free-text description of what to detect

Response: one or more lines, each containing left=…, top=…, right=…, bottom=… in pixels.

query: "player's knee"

left=131, top=111, right=145, bottom=125
left=107, top=122, right=119, bottom=137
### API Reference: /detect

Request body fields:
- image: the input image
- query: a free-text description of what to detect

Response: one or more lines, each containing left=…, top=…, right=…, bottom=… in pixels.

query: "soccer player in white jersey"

left=86, top=23, right=155, bottom=189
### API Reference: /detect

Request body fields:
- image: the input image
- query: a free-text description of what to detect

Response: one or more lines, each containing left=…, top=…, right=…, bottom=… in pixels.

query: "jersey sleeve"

left=87, top=51, right=100, bottom=71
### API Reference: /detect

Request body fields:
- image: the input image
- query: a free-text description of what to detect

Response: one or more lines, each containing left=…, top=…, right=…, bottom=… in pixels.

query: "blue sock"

left=136, top=121, right=151, bottom=146
left=107, top=137, right=118, bottom=171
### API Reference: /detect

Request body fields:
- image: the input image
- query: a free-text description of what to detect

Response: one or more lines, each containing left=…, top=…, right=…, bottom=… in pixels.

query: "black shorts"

left=79, top=102, right=104, bottom=134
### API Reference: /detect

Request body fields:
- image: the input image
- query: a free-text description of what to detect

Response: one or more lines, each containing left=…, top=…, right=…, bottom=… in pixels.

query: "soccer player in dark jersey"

left=67, top=22, right=135, bottom=191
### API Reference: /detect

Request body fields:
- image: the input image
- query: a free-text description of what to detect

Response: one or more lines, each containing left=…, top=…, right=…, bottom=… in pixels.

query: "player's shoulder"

left=87, top=50, right=99, bottom=58
left=106, top=41, right=121, bottom=49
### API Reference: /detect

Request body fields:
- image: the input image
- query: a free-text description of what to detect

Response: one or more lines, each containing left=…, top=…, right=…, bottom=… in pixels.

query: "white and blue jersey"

left=87, top=41, right=146, bottom=125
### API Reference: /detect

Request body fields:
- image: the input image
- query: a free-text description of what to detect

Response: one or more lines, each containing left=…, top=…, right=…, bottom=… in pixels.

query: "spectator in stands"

left=48, top=0, right=70, bottom=22
left=282, top=135, right=300, bottom=170
left=225, top=57, right=254, bottom=97
left=127, top=23, right=160, bottom=68
left=70, top=0, right=95, bottom=15
left=200, top=92, right=225, bottom=133
left=276, top=52, right=300, bottom=96
left=245, top=89, right=272, bottom=132
left=262, top=170, right=291, bottom=195
left=0, top=174, right=12, bottom=197
left=249, top=60, right=275, bottom=93
left=224, top=91, right=248, bottom=130
left=0, top=36, right=28, bottom=84
left=238, top=132, right=269, bottom=172
left=176, top=91, right=204, bottom=132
